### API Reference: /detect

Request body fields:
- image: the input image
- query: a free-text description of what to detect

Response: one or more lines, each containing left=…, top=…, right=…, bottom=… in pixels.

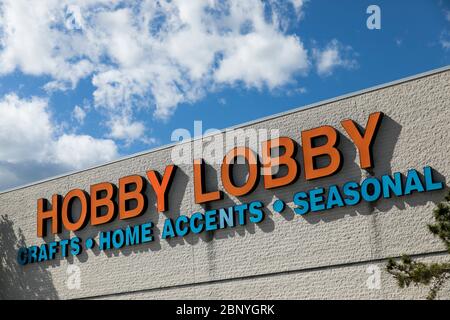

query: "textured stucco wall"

left=0, top=68, right=449, bottom=300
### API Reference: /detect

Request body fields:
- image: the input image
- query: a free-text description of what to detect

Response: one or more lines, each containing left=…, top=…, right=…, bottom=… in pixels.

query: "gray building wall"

left=0, top=67, right=449, bottom=300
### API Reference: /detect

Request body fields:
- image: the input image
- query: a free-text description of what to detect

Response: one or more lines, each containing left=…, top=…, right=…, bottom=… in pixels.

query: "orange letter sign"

left=193, top=159, right=222, bottom=204
left=61, top=189, right=90, bottom=232
left=91, top=182, right=117, bottom=226
left=37, top=194, right=61, bottom=237
left=221, top=147, right=259, bottom=197
left=301, top=125, right=342, bottom=180
left=119, top=175, right=147, bottom=219
left=146, top=165, right=177, bottom=212
left=341, top=112, right=384, bottom=169
left=261, top=137, right=299, bottom=189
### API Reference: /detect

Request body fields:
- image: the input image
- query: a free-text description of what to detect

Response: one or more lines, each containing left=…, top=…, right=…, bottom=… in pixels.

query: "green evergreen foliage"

left=386, top=190, right=450, bottom=300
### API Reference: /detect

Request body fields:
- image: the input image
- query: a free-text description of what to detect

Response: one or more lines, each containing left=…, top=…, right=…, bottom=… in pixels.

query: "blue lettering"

left=190, top=212, right=204, bottom=234
left=361, top=177, right=381, bottom=202
left=424, top=166, right=443, bottom=191
left=162, top=218, right=175, bottom=239
left=141, top=222, right=153, bottom=243
left=326, top=185, right=344, bottom=209
left=175, top=215, right=189, bottom=236
left=205, top=210, right=218, bottom=231
left=404, top=169, right=425, bottom=195
left=249, top=201, right=264, bottom=223
left=310, top=188, right=325, bottom=212
left=343, top=181, right=361, bottom=206
left=219, top=207, right=234, bottom=229
left=382, top=172, right=403, bottom=198
left=293, top=192, right=309, bottom=215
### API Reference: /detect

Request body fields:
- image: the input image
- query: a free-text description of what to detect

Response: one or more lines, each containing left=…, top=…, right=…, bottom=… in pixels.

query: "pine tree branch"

left=386, top=190, right=450, bottom=299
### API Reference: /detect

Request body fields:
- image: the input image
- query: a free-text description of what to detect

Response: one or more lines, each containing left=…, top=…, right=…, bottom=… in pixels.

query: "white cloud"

left=288, top=0, right=306, bottom=17
left=54, top=134, right=118, bottom=170
left=0, top=93, right=118, bottom=190
left=313, top=39, right=358, bottom=76
left=440, top=22, right=450, bottom=50
left=437, top=8, right=450, bottom=50
left=0, top=0, right=311, bottom=138
left=214, top=31, right=308, bottom=89
left=72, top=105, right=87, bottom=123
left=293, top=87, right=307, bottom=95
left=0, top=0, right=95, bottom=86
left=0, top=94, right=53, bottom=163
left=107, top=117, right=149, bottom=145
left=441, top=35, right=450, bottom=50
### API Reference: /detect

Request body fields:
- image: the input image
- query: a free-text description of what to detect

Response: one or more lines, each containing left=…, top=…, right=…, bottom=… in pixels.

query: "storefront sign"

left=17, top=112, right=444, bottom=265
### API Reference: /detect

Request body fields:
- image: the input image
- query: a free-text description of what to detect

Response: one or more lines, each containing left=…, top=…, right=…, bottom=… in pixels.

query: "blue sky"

left=0, top=0, right=449, bottom=191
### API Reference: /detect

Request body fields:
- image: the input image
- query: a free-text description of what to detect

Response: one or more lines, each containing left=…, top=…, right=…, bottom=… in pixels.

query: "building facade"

left=0, top=67, right=449, bottom=300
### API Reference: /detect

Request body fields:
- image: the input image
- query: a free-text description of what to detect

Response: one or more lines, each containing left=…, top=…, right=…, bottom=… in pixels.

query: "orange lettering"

left=341, top=112, right=384, bottom=169
left=37, top=195, right=61, bottom=237
left=61, top=189, right=89, bottom=232
left=146, top=165, right=177, bottom=212
left=262, top=137, right=299, bottom=189
left=221, top=147, right=259, bottom=196
left=301, top=125, right=342, bottom=180
left=119, top=175, right=146, bottom=219
left=91, top=182, right=117, bottom=226
left=193, top=159, right=222, bottom=204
